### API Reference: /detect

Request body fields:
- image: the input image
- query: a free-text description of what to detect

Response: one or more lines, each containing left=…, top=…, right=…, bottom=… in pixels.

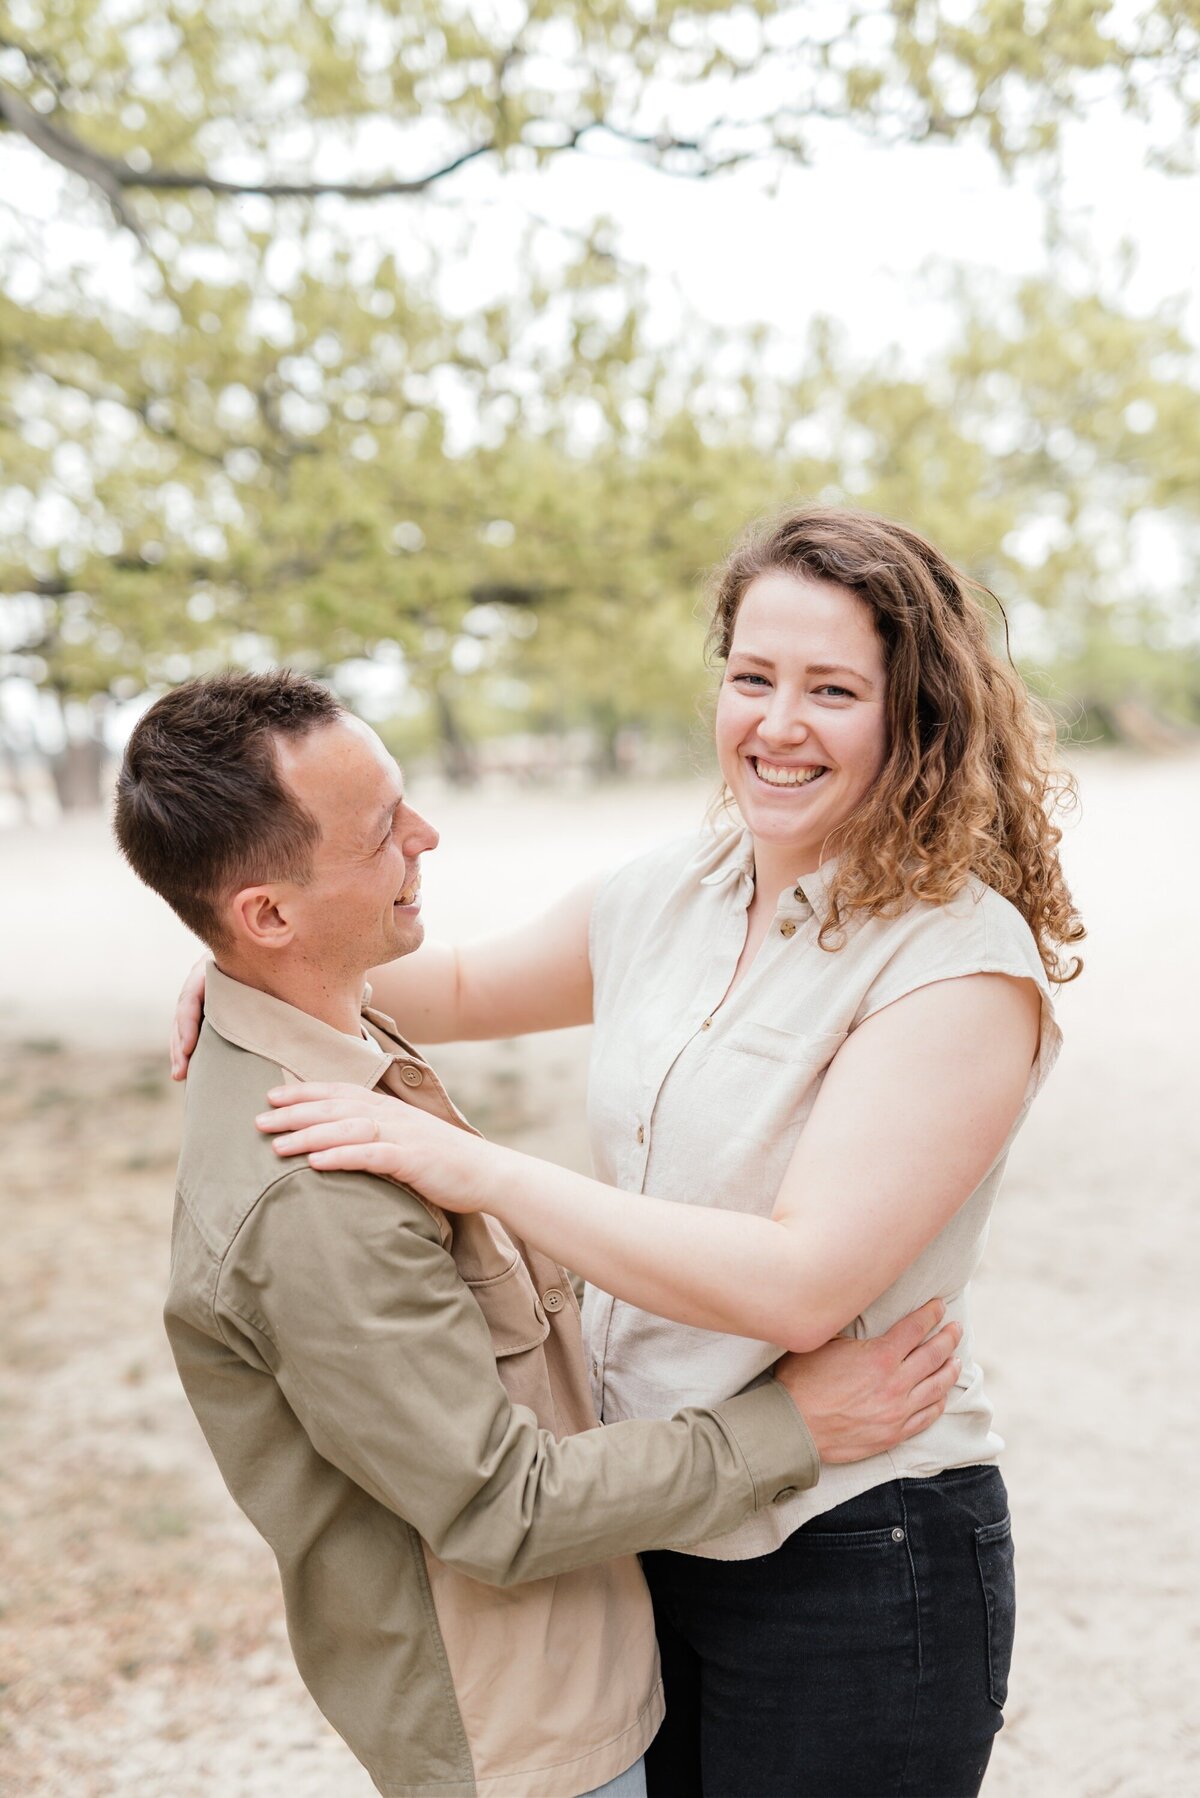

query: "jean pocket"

left=974, top=1515, right=1016, bottom=1708
left=791, top=1525, right=909, bottom=1551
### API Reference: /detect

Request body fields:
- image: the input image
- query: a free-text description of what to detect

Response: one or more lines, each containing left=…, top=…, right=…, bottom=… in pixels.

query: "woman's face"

left=715, top=569, right=889, bottom=878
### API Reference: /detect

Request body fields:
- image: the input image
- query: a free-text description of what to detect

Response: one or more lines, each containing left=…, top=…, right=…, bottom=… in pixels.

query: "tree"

left=2, top=3, right=1199, bottom=798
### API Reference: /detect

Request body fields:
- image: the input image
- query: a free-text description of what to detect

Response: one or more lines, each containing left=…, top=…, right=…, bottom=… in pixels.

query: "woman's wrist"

left=448, top=1132, right=520, bottom=1216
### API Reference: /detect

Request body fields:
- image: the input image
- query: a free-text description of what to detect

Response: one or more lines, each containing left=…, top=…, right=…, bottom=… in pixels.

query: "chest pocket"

left=722, top=1023, right=847, bottom=1067
left=465, top=1255, right=551, bottom=1356
left=463, top=1254, right=556, bottom=1428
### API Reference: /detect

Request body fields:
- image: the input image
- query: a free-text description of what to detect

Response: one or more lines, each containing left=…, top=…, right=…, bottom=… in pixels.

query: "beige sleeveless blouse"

left=581, top=826, right=1061, bottom=1560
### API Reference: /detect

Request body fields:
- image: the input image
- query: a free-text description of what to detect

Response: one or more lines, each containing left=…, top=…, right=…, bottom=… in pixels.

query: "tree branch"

left=0, top=78, right=499, bottom=214
left=0, top=80, right=149, bottom=241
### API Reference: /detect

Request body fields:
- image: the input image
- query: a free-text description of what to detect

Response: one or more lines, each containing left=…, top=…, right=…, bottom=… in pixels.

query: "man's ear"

left=226, top=885, right=298, bottom=952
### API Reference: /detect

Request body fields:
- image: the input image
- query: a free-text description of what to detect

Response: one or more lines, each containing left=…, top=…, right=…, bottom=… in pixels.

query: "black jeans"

left=641, top=1465, right=1015, bottom=1798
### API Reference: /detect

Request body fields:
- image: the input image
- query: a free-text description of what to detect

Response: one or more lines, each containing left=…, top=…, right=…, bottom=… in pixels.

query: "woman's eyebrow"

left=807, top=662, right=875, bottom=689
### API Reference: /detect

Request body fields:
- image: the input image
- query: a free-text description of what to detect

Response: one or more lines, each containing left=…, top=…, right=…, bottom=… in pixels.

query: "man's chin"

left=386, top=916, right=425, bottom=957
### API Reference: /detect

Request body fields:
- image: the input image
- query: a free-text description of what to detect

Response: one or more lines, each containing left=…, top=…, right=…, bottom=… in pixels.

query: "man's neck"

left=214, top=951, right=366, bottom=1036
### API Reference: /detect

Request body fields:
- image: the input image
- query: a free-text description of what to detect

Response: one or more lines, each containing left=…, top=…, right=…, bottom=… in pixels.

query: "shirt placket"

left=591, top=857, right=758, bottom=1417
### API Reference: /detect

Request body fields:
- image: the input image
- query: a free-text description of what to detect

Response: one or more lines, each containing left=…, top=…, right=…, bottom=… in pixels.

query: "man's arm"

left=217, top=1167, right=955, bottom=1588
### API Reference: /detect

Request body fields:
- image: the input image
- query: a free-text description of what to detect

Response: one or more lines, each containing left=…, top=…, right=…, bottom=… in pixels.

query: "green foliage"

left=8, top=0, right=1196, bottom=193
left=1, top=1, right=1199, bottom=783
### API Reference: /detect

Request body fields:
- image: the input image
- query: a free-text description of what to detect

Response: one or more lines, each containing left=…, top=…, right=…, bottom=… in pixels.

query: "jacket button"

left=399, top=1064, right=424, bottom=1087
left=779, top=919, right=797, bottom=939
left=542, top=1288, right=565, bottom=1313
left=773, top=1486, right=798, bottom=1504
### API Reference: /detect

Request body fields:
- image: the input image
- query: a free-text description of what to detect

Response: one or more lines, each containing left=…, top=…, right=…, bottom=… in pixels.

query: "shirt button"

left=591, top=1359, right=600, bottom=1378
left=773, top=1486, right=798, bottom=1504
left=700, top=1017, right=712, bottom=1030
left=793, top=885, right=806, bottom=902
left=636, top=1124, right=645, bottom=1144
left=779, top=919, right=797, bottom=939
left=399, top=1063, right=424, bottom=1087
left=542, top=1288, right=565, bottom=1313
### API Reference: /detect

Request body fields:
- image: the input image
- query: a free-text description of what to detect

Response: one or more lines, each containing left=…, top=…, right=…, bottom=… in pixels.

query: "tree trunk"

left=0, top=737, right=35, bottom=822
left=45, top=691, right=110, bottom=811
left=431, top=680, right=478, bottom=786
left=48, top=737, right=108, bottom=810
left=589, top=704, right=622, bottom=779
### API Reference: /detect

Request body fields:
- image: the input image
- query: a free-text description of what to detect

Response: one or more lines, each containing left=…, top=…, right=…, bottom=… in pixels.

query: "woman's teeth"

left=752, top=759, right=827, bottom=787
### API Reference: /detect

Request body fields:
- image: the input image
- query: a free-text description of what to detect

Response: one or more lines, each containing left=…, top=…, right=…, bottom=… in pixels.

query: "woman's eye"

left=731, top=671, right=769, bottom=687
left=816, top=684, right=853, bottom=699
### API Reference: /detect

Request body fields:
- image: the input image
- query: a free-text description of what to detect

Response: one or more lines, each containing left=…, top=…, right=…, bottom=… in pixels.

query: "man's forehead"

left=276, top=716, right=403, bottom=828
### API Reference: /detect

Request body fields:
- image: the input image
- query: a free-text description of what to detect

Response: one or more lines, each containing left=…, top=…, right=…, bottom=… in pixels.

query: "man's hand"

left=773, top=1299, right=961, bottom=1464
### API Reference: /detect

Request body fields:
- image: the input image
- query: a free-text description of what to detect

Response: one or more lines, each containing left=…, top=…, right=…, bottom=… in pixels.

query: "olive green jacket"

left=164, top=965, right=820, bottom=1797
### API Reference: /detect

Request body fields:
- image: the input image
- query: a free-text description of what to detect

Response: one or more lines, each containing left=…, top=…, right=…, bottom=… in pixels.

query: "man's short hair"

left=114, top=671, right=344, bottom=950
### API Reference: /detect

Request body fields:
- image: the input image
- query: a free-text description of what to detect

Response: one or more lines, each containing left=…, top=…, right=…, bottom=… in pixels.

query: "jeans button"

left=891, top=1527, right=906, bottom=1543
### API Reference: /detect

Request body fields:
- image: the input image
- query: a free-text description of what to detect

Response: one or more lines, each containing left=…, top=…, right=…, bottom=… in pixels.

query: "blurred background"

left=1, top=4, right=1198, bottom=1794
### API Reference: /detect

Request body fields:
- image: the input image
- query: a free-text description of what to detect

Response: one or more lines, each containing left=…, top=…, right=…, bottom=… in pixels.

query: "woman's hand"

left=171, top=957, right=208, bottom=1080
left=257, top=1082, right=492, bottom=1212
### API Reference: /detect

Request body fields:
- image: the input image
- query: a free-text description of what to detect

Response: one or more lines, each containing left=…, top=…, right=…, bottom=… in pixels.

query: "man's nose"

left=406, top=810, right=439, bottom=854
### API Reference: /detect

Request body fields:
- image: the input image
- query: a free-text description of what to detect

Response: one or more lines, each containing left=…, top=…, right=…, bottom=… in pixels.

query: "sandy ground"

left=2, top=754, right=1198, bottom=1796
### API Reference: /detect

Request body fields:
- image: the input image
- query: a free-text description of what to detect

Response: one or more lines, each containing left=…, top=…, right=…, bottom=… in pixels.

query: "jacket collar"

left=204, top=960, right=407, bottom=1088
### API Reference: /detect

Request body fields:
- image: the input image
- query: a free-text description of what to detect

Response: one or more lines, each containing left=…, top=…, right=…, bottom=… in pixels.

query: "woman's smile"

left=749, top=758, right=829, bottom=788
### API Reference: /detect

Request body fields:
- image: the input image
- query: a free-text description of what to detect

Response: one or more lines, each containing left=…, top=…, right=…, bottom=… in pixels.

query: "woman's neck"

left=749, top=837, right=823, bottom=906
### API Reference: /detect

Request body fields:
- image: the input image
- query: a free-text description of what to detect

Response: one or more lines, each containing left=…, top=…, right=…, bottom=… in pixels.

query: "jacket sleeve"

left=217, top=1165, right=819, bottom=1587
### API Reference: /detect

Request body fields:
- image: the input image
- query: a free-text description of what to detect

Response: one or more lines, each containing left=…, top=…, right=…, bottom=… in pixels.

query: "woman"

left=181, top=507, right=1083, bottom=1795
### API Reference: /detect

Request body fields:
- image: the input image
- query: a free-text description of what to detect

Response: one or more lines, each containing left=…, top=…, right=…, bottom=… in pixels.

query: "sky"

left=437, top=106, right=1199, bottom=365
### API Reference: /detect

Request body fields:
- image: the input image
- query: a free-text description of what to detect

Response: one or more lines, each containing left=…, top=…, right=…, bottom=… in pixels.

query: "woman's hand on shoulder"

left=257, top=1082, right=492, bottom=1211
left=170, top=956, right=208, bottom=1080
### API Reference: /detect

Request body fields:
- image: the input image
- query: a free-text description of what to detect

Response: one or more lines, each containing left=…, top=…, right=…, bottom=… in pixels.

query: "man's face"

left=271, top=715, right=439, bottom=979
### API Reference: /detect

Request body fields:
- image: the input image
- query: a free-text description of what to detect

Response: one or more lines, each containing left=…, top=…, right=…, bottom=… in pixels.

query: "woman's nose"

left=759, top=694, right=808, bottom=745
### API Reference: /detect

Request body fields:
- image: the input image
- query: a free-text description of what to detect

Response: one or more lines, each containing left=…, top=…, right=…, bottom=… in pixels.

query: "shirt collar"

left=204, top=961, right=408, bottom=1088
left=697, top=825, right=757, bottom=888
left=696, top=825, right=835, bottom=916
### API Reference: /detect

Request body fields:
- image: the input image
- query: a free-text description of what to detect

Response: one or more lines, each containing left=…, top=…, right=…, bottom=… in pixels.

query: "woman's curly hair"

left=708, top=506, right=1085, bottom=984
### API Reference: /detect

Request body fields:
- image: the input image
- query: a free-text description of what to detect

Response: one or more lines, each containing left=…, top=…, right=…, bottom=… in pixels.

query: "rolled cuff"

left=710, top=1380, right=820, bottom=1507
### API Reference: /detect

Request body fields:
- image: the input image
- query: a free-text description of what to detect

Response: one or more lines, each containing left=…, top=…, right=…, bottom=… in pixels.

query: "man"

left=114, top=671, right=960, bottom=1798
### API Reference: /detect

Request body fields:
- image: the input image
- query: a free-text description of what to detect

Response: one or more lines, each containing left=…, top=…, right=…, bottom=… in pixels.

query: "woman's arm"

left=259, top=972, right=1041, bottom=1350
left=366, top=874, right=601, bottom=1042
left=171, top=874, right=601, bottom=1077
